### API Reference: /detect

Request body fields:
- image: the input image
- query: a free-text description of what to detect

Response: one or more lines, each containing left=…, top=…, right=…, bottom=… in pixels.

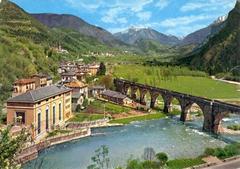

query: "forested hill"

left=178, top=0, right=240, bottom=77
left=0, top=1, right=111, bottom=106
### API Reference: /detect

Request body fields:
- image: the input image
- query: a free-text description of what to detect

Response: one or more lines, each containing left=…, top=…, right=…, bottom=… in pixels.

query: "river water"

left=23, top=116, right=240, bottom=169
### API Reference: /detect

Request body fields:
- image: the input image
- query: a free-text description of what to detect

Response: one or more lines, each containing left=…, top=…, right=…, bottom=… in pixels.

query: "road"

left=203, top=158, right=240, bottom=169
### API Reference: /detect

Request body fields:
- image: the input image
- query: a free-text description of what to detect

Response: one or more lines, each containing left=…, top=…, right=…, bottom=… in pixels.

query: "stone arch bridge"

left=114, top=78, right=240, bottom=134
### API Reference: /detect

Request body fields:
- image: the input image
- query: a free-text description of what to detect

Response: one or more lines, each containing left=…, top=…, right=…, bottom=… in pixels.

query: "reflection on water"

left=23, top=117, right=239, bottom=169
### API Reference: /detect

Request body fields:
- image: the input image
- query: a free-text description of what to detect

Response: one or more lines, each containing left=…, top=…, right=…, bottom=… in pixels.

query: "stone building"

left=7, top=85, right=72, bottom=141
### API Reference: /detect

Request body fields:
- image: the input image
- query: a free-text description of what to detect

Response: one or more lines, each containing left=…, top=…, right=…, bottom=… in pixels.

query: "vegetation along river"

left=24, top=116, right=240, bottom=169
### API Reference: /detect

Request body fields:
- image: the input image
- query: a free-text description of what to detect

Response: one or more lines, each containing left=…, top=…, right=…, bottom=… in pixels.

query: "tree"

left=0, top=126, right=29, bottom=169
left=156, top=152, right=168, bottom=166
left=99, top=75, right=113, bottom=89
left=97, top=62, right=106, bottom=76
left=87, top=145, right=110, bottom=169
left=143, top=147, right=156, bottom=161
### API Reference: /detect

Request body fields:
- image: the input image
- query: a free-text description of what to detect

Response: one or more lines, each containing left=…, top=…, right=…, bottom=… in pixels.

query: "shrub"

left=156, top=152, right=168, bottom=166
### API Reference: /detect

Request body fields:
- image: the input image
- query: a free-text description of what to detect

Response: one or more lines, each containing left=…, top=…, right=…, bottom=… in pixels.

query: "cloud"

left=137, top=11, right=152, bottom=21
left=101, top=7, right=128, bottom=24
left=181, top=0, right=235, bottom=12
left=65, top=0, right=103, bottom=11
left=159, top=14, right=216, bottom=28
left=155, top=0, right=170, bottom=10
left=115, top=0, right=153, bottom=12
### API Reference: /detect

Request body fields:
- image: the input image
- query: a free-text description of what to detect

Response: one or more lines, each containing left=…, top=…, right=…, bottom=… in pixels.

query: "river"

left=23, top=116, right=240, bottom=169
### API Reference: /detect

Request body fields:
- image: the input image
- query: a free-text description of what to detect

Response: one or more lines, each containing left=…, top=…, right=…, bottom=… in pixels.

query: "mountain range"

left=31, top=13, right=126, bottom=48
left=179, top=0, right=240, bottom=76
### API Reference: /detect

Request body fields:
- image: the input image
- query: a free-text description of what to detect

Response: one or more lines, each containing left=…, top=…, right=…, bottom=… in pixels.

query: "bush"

left=156, top=152, right=168, bottom=166
left=204, top=148, right=215, bottom=156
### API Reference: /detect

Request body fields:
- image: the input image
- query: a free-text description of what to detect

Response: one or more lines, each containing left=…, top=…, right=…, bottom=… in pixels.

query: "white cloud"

left=65, top=0, right=103, bottom=11
left=137, top=11, right=152, bottom=21
left=101, top=7, right=128, bottom=24
left=159, top=14, right=216, bottom=28
left=155, top=0, right=170, bottom=10
left=115, top=0, right=153, bottom=12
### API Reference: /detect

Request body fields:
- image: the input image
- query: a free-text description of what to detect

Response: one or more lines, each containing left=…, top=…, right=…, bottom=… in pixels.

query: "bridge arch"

left=181, top=102, right=205, bottom=122
left=150, top=92, right=165, bottom=111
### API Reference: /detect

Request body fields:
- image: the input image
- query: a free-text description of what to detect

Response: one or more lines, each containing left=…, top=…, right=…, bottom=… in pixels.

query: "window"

left=16, top=112, right=25, bottom=124
left=59, top=103, right=62, bottom=121
left=53, top=104, right=56, bottom=125
left=46, top=107, right=49, bottom=130
left=37, top=111, right=41, bottom=134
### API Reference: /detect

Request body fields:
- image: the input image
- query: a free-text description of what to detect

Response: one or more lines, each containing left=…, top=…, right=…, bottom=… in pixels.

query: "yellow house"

left=12, top=78, right=36, bottom=97
left=7, top=85, right=72, bottom=141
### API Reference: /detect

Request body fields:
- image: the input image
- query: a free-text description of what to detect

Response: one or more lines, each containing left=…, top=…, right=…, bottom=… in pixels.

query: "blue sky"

left=11, top=0, right=236, bottom=37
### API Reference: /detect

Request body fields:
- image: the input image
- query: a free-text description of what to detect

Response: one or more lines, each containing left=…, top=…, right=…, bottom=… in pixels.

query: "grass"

left=203, top=143, right=240, bottom=159
left=84, top=100, right=131, bottom=114
left=227, top=124, right=240, bottom=131
left=47, top=130, right=72, bottom=138
left=68, top=113, right=105, bottom=122
left=167, top=158, right=205, bottom=169
left=109, top=113, right=166, bottom=124
left=112, top=64, right=240, bottom=99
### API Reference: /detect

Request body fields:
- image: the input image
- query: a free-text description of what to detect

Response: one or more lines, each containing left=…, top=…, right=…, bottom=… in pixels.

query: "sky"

left=10, top=0, right=236, bottom=37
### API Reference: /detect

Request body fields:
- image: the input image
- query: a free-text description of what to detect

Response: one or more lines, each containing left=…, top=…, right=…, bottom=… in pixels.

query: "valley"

left=0, top=0, right=240, bottom=169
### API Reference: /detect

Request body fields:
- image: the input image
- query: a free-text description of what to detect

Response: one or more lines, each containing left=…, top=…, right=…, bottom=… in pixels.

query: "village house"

left=7, top=85, right=72, bottom=141
left=59, top=62, right=100, bottom=81
left=31, top=73, right=52, bottom=88
left=101, top=90, right=131, bottom=105
left=88, top=64, right=100, bottom=76
left=65, top=80, right=88, bottom=111
left=12, top=78, right=36, bottom=97
left=89, top=85, right=106, bottom=98
left=61, top=71, right=77, bottom=83
left=12, top=74, right=53, bottom=97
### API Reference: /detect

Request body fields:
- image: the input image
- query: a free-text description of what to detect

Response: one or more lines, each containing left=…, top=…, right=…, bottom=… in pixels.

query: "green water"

left=23, top=116, right=240, bottom=169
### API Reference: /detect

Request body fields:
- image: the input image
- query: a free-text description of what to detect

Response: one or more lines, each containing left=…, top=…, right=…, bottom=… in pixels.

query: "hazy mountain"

left=178, top=1, right=240, bottom=75
left=114, top=27, right=181, bottom=46
left=31, top=13, right=126, bottom=47
left=180, top=16, right=227, bottom=46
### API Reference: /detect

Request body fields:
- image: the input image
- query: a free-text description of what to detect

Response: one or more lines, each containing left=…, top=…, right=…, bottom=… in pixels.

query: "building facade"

left=7, top=85, right=72, bottom=141
left=13, top=79, right=36, bottom=97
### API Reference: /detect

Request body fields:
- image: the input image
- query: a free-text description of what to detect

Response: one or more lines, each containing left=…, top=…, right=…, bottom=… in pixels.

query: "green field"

left=112, top=65, right=240, bottom=99
left=84, top=100, right=131, bottom=114
left=167, top=158, right=204, bottom=169
left=109, top=113, right=166, bottom=124
left=69, top=113, right=104, bottom=122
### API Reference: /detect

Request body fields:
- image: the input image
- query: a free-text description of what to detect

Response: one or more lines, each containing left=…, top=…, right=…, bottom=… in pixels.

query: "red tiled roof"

left=14, top=78, right=35, bottom=85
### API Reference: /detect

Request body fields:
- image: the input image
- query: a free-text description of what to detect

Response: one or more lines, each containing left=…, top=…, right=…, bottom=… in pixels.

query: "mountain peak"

left=114, top=27, right=180, bottom=45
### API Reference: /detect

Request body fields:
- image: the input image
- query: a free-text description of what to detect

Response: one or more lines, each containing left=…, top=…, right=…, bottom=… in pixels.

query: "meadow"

left=112, top=64, right=240, bottom=99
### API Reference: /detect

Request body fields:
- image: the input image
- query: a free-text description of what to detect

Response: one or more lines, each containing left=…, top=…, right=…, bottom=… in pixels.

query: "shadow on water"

left=169, top=115, right=239, bottom=144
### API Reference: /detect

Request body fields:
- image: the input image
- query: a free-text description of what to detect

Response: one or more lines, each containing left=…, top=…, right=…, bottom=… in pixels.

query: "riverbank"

left=109, top=112, right=166, bottom=124
left=16, top=128, right=91, bottom=164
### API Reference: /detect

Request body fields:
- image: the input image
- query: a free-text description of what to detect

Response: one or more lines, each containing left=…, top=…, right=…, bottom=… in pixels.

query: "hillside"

left=32, top=13, right=126, bottom=48
left=178, top=0, right=240, bottom=76
left=0, top=1, right=111, bottom=107
left=114, top=27, right=180, bottom=46
left=180, top=16, right=227, bottom=46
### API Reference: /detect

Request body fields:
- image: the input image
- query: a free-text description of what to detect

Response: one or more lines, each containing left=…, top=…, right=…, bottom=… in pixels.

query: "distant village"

left=5, top=61, right=140, bottom=142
